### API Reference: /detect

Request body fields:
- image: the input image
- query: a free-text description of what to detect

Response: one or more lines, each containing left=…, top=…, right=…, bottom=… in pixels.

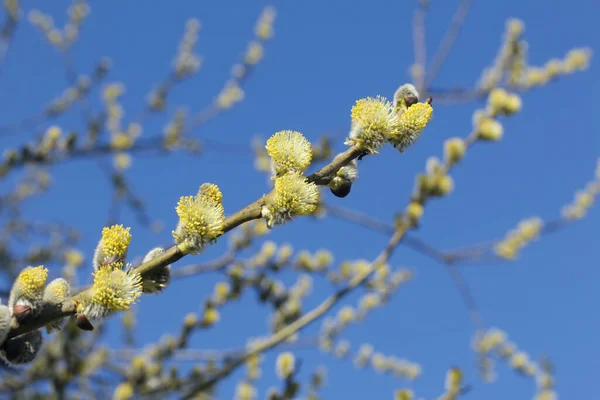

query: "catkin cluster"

left=173, top=183, right=226, bottom=253
left=0, top=266, right=70, bottom=364
left=262, top=130, right=319, bottom=228
left=345, top=84, right=433, bottom=154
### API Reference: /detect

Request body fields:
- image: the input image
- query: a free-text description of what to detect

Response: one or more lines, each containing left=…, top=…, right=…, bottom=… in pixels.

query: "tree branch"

left=5, top=145, right=363, bottom=340
left=424, top=0, right=473, bottom=89
left=181, top=227, right=408, bottom=398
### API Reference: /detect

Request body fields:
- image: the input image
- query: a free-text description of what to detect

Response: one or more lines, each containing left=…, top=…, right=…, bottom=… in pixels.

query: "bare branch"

left=424, top=0, right=473, bottom=89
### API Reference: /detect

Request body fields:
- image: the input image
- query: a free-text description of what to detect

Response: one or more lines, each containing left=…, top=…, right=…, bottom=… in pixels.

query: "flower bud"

left=2, top=330, right=43, bottom=364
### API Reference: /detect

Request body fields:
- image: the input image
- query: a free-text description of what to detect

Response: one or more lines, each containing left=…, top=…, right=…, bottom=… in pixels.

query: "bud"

left=444, top=138, right=466, bottom=165
left=275, top=352, right=296, bottom=379
left=0, top=305, right=11, bottom=345
left=9, top=266, right=48, bottom=322
left=141, top=247, right=171, bottom=294
left=76, top=313, right=95, bottom=331
left=476, top=118, right=503, bottom=141
left=43, top=278, right=72, bottom=333
left=2, top=330, right=43, bottom=364
left=406, top=202, right=424, bottom=224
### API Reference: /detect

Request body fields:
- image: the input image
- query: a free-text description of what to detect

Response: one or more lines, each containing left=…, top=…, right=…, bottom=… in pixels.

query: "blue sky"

left=0, top=0, right=598, bottom=399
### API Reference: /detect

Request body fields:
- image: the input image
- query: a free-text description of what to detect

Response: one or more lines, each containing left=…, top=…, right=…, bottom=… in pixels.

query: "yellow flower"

left=575, top=190, right=593, bottom=207
left=544, top=58, right=564, bottom=78
left=487, top=88, right=508, bottom=113
left=337, top=306, right=356, bottom=325
left=9, top=266, right=48, bottom=320
left=43, top=278, right=71, bottom=333
left=525, top=67, right=548, bottom=87
left=437, top=175, right=454, bottom=196
left=345, top=96, right=395, bottom=154
left=406, top=202, right=424, bottom=222
left=103, top=82, right=125, bottom=103
left=40, top=126, right=61, bottom=153
left=213, top=282, right=230, bottom=303
left=265, top=130, right=312, bottom=176
left=197, top=183, right=223, bottom=205
left=64, top=249, right=84, bottom=267
left=11, top=266, right=48, bottom=302
left=395, top=389, right=414, bottom=400
left=93, top=225, right=132, bottom=270
left=476, top=117, right=503, bottom=141
left=517, top=217, right=543, bottom=240
left=202, top=306, right=220, bottom=326
left=510, top=351, right=529, bottom=369
left=445, top=367, right=463, bottom=393
left=113, top=382, right=134, bottom=400
left=315, top=249, right=333, bottom=268
left=114, top=153, right=132, bottom=170
left=235, top=381, right=257, bottom=400
left=334, top=340, right=350, bottom=358
left=263, top=172, right=319, bottom=227
left=563, top=48, right=592, bottom=72
left=444, top=138, right=466, bottom=165
left=534, top=391, right=557, bottom=400
left=388, top=102, right=433, bottom=153
left=498, top=341, right=516, bottom=358
left=261, top=241, right=277, bottom=258
left=359, top=293, right=380, bottom=312
left=43, top=278, right=70, bottom=303
left=494, top=241, right=517, bottom=260
left=371, top=352, right=388, bottom=372
left=80, top=267, right=142, bottom=319
left=110, top=133, right=134, bottom=150
left=173, top=188, right=225, bottom=252
left=184, top=313, right=198, bottom=328
left=216, top=81, right=244, bottom=109
left=506, top=18, right=525, bottom=38
left=487, top=88, right=522, bottom=116
left=254, top=6, right=276, bottom=40
left=277, top=244, right=293, bottom=264
left=244, top=41, right=263, bottom=65
left=275, top=352, right=296, bottom=379
left=505, top=93, right=522, bottom=114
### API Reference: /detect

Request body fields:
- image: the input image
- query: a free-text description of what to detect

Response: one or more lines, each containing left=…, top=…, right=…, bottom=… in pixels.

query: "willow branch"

left=182, top=227, right=407, bottom=398
left=412, top=0, right=429, bottom=93
left=323, top=202, right=449, bottom=263
left=171, top=251, right=237, bottom=279
left=424, top=0, right=473, bottom=89
left=307, top=146, right=364, bottom=185
left=0, top=5, right=18, bottom=78
left=444, top=218, right=569, bottom=264
left=0, top=60, right=105, bottom=137
left=445, top=264, right=485, bottom=330
left=5, top=145, right=363, bottom=340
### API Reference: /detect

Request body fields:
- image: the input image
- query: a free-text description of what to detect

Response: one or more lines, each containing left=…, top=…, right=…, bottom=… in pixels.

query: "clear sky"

left=0, top=0, right=598, bottom=399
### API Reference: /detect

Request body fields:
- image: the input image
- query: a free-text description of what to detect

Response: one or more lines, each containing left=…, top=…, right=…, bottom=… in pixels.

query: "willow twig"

left=424, top=0, right=473, bottom=89
left=182, top=227, right=408, bottom=398
left=5, top=145, right=364, bottom=340
left=412, top=0, right=429, bottom=93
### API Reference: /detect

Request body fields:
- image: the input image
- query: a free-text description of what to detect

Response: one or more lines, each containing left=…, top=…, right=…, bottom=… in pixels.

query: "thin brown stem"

left=182, top=227, right=408, bottom=398
left=412, top=0, right=429, bottom=93
left=424, top=0, right=473, bottom=89
left=445, top=264, right=485, bottom=330
left=171, top=251, right=236, bottom=279
left=323, top=202, right=450, bottom=263
left=4, top=145, right=363, bottom=340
